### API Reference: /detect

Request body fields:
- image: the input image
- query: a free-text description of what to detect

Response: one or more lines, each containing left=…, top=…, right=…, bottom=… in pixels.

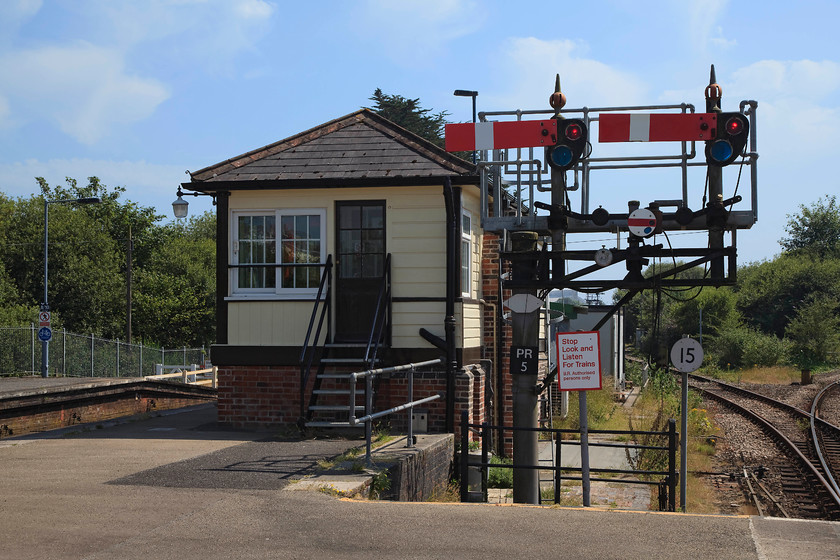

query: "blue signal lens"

left=709, top=139, right=733, bottom=162
left=550, top=146, right=573, bottom=168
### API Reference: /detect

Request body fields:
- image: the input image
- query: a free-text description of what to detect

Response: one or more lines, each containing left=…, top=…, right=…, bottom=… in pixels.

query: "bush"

left=487, top=456, right=513, bottom=488
left=707, top=325, right=788, bottom=369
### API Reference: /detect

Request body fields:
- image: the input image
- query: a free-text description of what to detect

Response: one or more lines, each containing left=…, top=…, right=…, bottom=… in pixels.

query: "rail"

left=364, top=253, right=391, bottom=367
left=146, top=365, right=218, bottom=388
left=459, top=412, right=678, bottom=511
left=349, top=358, right=443, bottom=467
left=299, top=255, right=333, bottom=418
left=812, top=379, right=840, bottom=500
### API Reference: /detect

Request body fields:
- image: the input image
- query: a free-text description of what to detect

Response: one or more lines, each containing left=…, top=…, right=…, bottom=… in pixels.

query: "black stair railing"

left=364, top=253, right=392, bottom=368
left=299, top=255, right=333, bottom=419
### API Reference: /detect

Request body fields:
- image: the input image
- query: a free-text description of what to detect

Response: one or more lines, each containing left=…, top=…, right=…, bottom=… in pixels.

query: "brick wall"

left=0, top=388, right=215, bottom=439
left=217, top=363, right=486, bottom=437
left=383, top=434, right=454, bottom=501
left=481, top=231, right=515, bottom=456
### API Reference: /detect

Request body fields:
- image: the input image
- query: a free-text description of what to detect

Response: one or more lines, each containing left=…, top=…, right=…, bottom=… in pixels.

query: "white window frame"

left=230, top=208, right=327, bottom=299
left=461, top=209, right=472, bottom=298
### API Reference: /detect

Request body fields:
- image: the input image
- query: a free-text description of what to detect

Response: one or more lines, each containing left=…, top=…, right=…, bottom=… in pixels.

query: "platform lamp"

left=453, top=89, right=478, bottom=164
left=42, top=196, right=102, bottom=378
left=172, top=187, right=216, bottom=219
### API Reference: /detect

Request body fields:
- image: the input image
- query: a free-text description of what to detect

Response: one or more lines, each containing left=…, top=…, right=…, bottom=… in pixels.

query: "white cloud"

left=0, top=96, right=10, bottom=129
left=730, top=59, right=840, bottom=102
left=492, top=38, right=648, bottom=110
left=687, top=0, right=735, bottom=52
left=0, top=0, right=42, bottom=34
left=0, top=43, right=169, bottom=145
left=355, top=0, right=483, bottom=65
left=90, top=0, right=276, bottom=73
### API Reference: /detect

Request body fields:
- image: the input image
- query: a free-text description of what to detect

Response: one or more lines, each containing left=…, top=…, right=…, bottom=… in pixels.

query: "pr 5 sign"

left=510, top=346, right=538, bottom=375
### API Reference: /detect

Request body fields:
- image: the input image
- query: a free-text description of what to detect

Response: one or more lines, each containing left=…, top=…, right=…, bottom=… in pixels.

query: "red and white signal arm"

left=599, top=113, right=717, bottom=143
left=445, top=119, right=557, bottom=152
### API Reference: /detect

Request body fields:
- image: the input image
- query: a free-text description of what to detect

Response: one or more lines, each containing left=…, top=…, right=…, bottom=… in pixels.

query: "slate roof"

left=187, top=109, right=475, bottom=188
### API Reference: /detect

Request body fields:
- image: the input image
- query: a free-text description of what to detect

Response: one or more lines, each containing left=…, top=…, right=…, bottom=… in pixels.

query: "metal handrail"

left=459, top=412, right=678, bottom=510
left=298, top=255, right=333, bottom=418
left=348, top=358, right=443, bottom=466
left=363, top=253, right=391, bottom=367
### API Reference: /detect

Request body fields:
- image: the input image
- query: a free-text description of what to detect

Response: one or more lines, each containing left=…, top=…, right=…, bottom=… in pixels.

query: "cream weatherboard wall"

left=226, top=184, right=483, bottom=351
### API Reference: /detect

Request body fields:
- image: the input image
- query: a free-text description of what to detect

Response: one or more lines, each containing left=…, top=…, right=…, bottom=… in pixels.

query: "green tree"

left=134, top=212, right=216, bottom=347
left=0, top=180, right=124, bottom=337
left=780, top=195, right=840, bottom=259
left=785, top=294, right=840, bottom=371
left=368, top=88, right=449, bottom=147
left=616, top=262, right=706, bottom=363
left=736, top=255, right=840, bottom=337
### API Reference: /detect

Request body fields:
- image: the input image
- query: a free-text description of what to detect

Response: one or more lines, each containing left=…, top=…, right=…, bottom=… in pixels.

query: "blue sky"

left=1, top=0, right=838, bottom=266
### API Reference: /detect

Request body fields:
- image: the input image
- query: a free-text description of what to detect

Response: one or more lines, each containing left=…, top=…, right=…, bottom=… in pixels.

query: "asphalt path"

left=2, top=404, right=838, bottom=560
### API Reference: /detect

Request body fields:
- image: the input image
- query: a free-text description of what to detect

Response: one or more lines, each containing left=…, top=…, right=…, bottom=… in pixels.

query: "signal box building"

left=183, top=109, right=515, bottom=437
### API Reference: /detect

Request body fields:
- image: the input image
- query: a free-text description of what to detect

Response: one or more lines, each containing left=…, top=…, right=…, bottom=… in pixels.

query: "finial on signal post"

left=705, top=64, right=722, bottom=112
left=549, top=74, right=567, bottom=118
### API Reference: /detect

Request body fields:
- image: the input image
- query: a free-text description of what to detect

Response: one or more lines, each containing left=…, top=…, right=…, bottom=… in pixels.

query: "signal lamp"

left=546, top=118, right=588, bottom=171
left=706, top=112, right=749, bottom=167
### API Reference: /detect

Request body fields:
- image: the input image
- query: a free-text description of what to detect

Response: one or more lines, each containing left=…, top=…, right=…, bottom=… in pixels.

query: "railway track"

left=687, top=373, right=840, bottom=520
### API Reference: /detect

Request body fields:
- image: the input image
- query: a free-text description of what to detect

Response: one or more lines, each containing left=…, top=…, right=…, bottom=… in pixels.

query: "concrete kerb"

left=287, top=433, right=453, bottom=499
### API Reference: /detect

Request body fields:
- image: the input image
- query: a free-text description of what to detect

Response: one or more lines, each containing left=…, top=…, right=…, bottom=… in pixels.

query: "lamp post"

left=42, top=196, right=101, bottom=378
left=453, top=89, right=478, bottom=164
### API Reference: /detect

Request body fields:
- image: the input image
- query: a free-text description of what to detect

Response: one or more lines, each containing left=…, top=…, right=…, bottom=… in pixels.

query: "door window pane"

left=362, top=206, right=383, bottom=228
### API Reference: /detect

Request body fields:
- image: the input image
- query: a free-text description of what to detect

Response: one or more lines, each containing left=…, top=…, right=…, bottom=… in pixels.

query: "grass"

left=551, top=385, right=624, bottom=436
left=706, top=364, right=801, bottom=385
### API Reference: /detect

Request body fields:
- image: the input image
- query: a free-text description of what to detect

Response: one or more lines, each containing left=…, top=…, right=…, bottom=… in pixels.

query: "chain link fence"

left=0, top=325, right=207, bottom=378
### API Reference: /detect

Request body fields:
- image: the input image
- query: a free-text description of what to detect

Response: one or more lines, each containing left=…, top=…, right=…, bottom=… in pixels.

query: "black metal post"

left=444, top=179, right=457, bottom=433
left=481, top=422, right=489, bottom=501
left=460, top=410, right=469, bottom=502
left=554, top=435, right=562, bottom=504
left=668, top=418, right=677, bottom=512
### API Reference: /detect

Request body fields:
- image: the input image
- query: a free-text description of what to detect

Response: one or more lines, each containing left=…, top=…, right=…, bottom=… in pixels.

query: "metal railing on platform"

left=459, top=411, right=678, bottom=511
left=349, top=358, right=443, bottom=466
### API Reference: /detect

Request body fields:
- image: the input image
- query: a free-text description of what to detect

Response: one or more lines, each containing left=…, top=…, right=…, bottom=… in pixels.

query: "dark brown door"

left=335, top=201, right=386, bottom=341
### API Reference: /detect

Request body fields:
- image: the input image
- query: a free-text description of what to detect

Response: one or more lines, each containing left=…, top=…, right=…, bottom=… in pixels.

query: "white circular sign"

left=670, top=337, right=703, bottom=372
left=628, top=208, right=657, bottom=238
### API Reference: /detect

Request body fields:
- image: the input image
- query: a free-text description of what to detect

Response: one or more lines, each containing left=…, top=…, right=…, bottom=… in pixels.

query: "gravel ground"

left=700, top=370, right=840, bottom=517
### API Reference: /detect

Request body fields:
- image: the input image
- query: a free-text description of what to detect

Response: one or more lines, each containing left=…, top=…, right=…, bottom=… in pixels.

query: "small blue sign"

left=38, top=326, right=52, bottom=342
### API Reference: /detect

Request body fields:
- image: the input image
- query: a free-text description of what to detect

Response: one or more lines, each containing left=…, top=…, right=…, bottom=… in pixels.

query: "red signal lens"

left=565, top=123, right=583, bottom=141
left=726, top=116, right=744, bottom=135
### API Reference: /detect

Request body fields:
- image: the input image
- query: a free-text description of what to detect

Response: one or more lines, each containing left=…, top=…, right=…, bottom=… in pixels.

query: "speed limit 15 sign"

left=670, top=337, right=704, bottom=373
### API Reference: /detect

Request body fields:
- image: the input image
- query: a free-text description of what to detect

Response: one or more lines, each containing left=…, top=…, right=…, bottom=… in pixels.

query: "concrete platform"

left=1, top=405, right=839, bottom=559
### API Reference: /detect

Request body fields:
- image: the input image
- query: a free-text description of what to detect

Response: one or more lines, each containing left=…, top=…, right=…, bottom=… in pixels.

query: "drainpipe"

left=443, top=177, right=457, bottom=433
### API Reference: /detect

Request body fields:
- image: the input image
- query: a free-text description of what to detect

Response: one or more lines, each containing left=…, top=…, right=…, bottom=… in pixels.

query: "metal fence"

left=0, top=325, right=207, bottom=378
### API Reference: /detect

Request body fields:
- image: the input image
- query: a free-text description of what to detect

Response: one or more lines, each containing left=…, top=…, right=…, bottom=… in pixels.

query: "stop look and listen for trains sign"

left=556, top=331, right=602, bottom=391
